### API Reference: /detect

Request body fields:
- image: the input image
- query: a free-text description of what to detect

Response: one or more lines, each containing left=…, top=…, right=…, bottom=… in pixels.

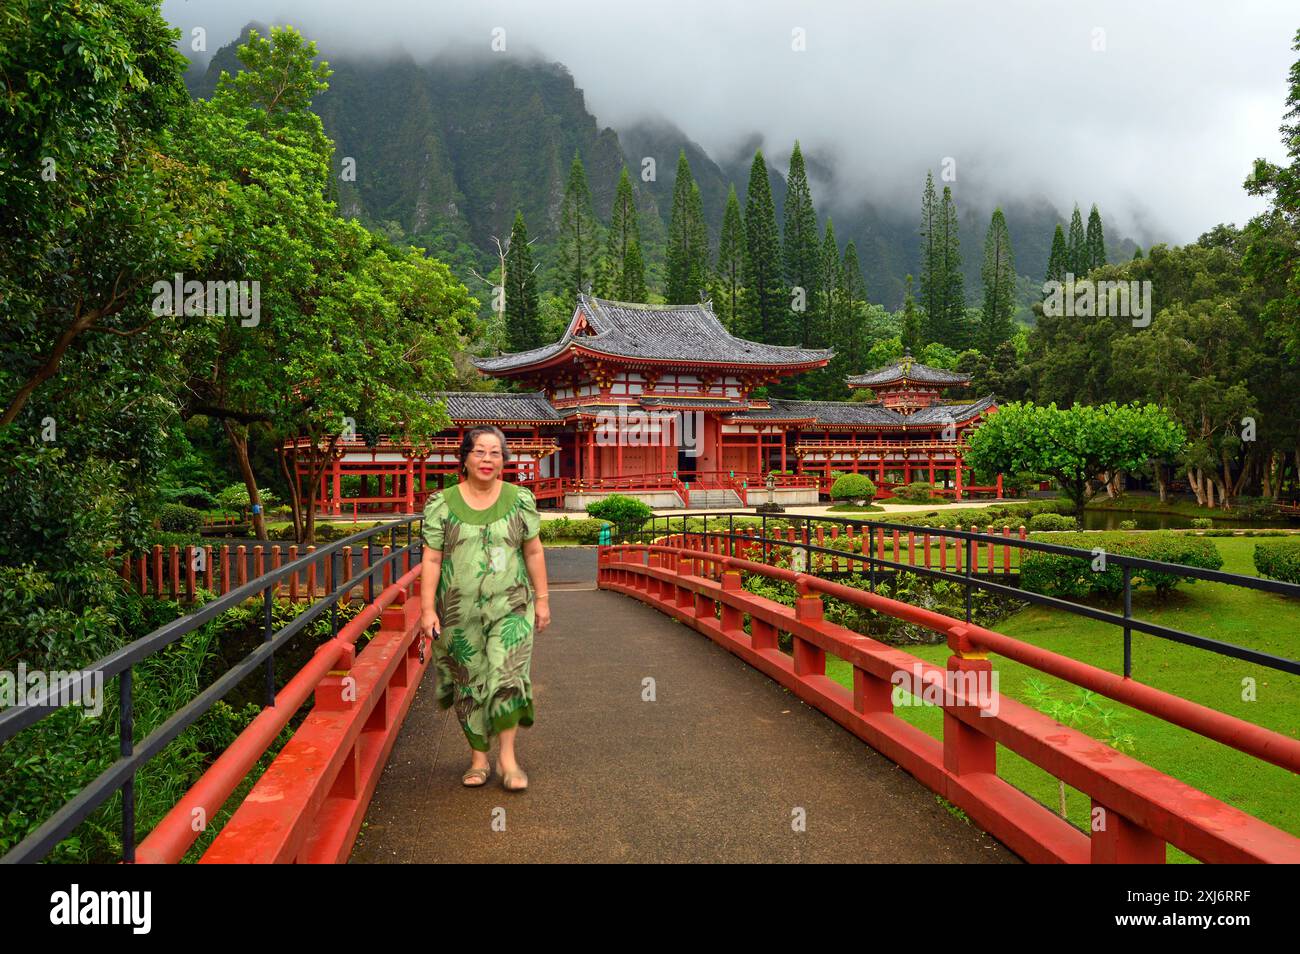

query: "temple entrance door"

left=676, top=447, right=698, bottom=484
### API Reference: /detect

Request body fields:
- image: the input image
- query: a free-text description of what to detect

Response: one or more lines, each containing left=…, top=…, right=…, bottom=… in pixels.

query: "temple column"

left=405, top=458, right=415, bottom=512
left=996, top=473, right=1004, bottom=499
left=928, top=455, right=935, bottom=484
left=616, top=420, right=623, bottom=478
left=955, top=456, right=964, bottom=501
left=332, top=458, right=341, bottom=515
left=780, top=429, right=787, bottom=471
left=586, top=426, right=595, bottom=482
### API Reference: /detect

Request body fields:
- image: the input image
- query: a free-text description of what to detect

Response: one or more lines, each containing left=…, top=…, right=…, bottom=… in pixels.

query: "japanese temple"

left=282, top=295, right=1003, bottom=514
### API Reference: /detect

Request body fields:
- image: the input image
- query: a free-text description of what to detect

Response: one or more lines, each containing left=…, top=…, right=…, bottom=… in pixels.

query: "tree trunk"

left=1156, top=463, right=1169, bottom=503
left=277, top=441, right=304, bottom=542
left=223, top=420, right=267, bottom=539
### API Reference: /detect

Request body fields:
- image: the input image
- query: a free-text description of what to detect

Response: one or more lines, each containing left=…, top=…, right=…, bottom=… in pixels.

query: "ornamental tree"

left=963, top=402, right=1186, bottom=515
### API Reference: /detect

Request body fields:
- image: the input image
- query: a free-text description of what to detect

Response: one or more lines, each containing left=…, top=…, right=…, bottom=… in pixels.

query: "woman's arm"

left=419, top=545, right=442, bottom=639
left=522, top=536, right=550, bottom=633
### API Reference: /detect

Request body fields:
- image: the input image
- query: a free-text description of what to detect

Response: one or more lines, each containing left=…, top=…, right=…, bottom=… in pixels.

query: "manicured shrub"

left=1190, top=517, right=1213, bottom=529
left=1118, top=519, right=1138, bottom=530
left=830, top=473, right=876, bottom=504
left=157, top=503, right=202, bottom=533
left=895, top=481, right=936, bottom=502
left=1027, top=513, right=1079, bottom=531
left=1254, top=538, right=1300, bottom=584
left=1021, top=531, right=1223, bottom=599
left=539, top=517, right=611, bottom=544
left=585, top=494, right=653, bottom=538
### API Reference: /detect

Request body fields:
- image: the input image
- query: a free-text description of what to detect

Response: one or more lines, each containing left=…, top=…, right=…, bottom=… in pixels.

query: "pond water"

left=1079, top=510, right=1296, bottom=531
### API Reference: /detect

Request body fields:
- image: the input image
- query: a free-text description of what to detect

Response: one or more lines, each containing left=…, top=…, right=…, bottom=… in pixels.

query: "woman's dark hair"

left=458, top=425, right=512, bottom=475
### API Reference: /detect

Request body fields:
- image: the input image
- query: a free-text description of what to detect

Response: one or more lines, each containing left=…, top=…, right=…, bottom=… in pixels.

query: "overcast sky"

left=162, top=0, right=1297, bottom=244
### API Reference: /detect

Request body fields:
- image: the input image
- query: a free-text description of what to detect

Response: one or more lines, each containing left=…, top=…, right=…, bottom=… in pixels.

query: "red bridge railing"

left=597, top=538, right=1300, bottom=864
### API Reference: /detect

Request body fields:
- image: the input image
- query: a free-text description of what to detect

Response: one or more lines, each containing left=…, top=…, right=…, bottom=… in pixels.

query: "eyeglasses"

left=470, top=450, right=503, bottom=460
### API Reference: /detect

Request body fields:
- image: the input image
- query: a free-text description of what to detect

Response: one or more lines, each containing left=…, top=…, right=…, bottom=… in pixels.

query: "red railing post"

left=1089, top=798, right=1166, bottom=863
left=792, top=579, right=825, bottom=678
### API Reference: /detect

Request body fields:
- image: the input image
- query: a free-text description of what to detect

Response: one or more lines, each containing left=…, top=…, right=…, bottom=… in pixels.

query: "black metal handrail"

left=0, top=516, right=424, bottom=864
left=618, top=511, right=1300, bottom=678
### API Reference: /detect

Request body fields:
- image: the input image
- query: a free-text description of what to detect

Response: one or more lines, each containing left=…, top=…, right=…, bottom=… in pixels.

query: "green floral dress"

left=421, top=481, right=541, bottom=752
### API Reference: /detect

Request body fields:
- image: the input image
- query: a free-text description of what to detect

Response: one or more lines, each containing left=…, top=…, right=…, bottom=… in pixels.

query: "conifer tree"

left=1132, top=245, right=1144, bottom=260
left=1085, top=203, right=1107, bottom=271
left=741, top=150, right=786, bottom=342
left=503, top=210, right=542, bottom=352
left=901, top=275, right=923, bottom=355
left=782, top=141, right=821, bottom=344
left=1066, top=203, right=1086, bottom=276
left=598, top=166, right=644, bottom=300
left=918, top=171, right=941, bottom=344
left=841, top=238, right=865, bottom=313
left=665, top=151, right=710, bottom=303
left=979, top=207, right=1016, bottom=355
left=713, top=184, right=745, bottom=328
left=1046, top=223, right=1068, bottom=284
left=936, top=185, right=966, bottom=347
left=818, top=219, right=843, bottom=339
left=555, top=151, right=600, bottom=297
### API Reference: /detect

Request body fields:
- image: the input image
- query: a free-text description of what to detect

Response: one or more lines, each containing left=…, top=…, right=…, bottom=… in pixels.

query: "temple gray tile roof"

left=729, top=396, right=996, bottom=427
left=430, top=391, right=561, bottom=423
left=845, top=355, right=971, bottom=388
left=473, top=295, right=834, bottom=373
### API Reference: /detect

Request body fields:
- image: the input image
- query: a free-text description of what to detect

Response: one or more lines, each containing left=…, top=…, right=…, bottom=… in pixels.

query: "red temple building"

left=282, top=295, right=1002, bottom=514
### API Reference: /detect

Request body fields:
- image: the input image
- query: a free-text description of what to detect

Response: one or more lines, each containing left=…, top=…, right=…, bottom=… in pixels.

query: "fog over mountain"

left=164, top=0, right=1295, bottom=259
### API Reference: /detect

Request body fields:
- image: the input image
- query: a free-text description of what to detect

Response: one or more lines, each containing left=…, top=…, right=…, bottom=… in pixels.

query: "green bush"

left=895, top=481, right=936, bottom=502
left=1190, top=517, right=1213, bottom=529
left=1027, top=513, right=1079, bottom=531
left=1021, top=531, right=1223, bottom=599
left=157, top=503, right=202, bottom=533
left=539, top=517, right=611, bottom=544
left=1118, top=519, right=1138, bottom=530
left=830, top=473, right=876, bottom=503
left=1254, top=538, right=1300, bottom=583
left=585, top=494, right=653, bottom=537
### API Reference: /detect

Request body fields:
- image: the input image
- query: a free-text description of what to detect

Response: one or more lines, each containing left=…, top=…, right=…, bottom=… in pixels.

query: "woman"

left=417, top=425, right=550, bottom=792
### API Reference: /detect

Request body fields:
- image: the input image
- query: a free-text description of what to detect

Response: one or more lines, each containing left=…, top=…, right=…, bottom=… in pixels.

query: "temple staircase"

left=685, top=488, right=744, bottom=509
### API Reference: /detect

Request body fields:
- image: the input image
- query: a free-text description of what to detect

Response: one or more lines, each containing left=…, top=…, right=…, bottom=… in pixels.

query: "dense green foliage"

left=1252, top=537, right=1300, bottom=583
left=1021, top=532, right=1223, bottom=599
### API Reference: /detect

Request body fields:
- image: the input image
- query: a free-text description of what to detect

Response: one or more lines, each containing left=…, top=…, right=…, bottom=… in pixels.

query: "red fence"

left=136, top=566, right=427, bottom=863
left=110, top=543, right=399, bottom=603
left=597, top=539, right=1300, bottom=863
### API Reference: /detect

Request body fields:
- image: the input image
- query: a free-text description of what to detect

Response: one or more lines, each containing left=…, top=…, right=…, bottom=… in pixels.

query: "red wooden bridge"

left=3, top=516, right=1298, bottom=864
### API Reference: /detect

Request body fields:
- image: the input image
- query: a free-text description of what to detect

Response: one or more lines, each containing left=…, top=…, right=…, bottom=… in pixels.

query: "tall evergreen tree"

left=713, top=184, right=745, bottom=328
left=782, top=141, right=821, bottom=344
left=1046, top=223, right=1069, bottom=284
left=741, top=150, right=786, bottom=342
left=900, top=275, right=923, bottom=355
left=665, top=151, right=710, bottom=303
left=503, top=210, right=542, bottom=352
left=979, top=207, right=1016, bottom=354
left=555, top=151, right=600, bottom=297
left=816, top=218, right=842, bottom=347
left=840, top=238, right=865, bottom=313
left=918, top=171, right=941, bottom=344
left=936, top=185, right=966, bottom=347
left=1085, top=203, right=1107, bottom=272
left=1066, top=203, right=1086, bottom=276
left=598, top=166, right=644, bottom=300
left=1132, top=245, right=1144, bottom=260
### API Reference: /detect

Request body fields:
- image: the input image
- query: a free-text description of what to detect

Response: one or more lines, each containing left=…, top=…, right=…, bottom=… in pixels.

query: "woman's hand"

left=418, top=608, right=441, bottom=641
left=535, top=595, right=551, bottom=634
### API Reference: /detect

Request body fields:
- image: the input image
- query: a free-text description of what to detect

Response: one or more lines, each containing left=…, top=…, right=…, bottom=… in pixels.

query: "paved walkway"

left=351, top=548, right=1017, bottom=863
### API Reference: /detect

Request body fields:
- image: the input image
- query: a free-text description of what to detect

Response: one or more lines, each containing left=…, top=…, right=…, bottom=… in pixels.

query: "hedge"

left=894, top=481, right=936, bottom=502
left=1027, top=512, right=1079, bottom=532
left=1254, top=538, right=1300, bottom=584
left=1021, top=531, right=1223, bottom=599
left=538, top=517, right=612, bottom=544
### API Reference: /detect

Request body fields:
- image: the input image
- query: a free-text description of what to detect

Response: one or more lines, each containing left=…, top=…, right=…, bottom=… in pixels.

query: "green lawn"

left=820, top=537, right=1299, bottom=863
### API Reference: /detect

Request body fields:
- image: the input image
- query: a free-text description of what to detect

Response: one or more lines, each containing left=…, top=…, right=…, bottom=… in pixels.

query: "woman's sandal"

left=500, top=765, right=528, bottom=792
left=462, top=764, right=492, bottom=787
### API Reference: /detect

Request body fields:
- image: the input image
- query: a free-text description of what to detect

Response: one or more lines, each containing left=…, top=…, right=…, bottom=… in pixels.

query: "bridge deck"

left=351, top=549, right=1018, bottom=863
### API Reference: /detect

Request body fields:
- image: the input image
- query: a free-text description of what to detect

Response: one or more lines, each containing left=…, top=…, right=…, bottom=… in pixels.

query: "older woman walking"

left=417, top=425, right=550, bottom=792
